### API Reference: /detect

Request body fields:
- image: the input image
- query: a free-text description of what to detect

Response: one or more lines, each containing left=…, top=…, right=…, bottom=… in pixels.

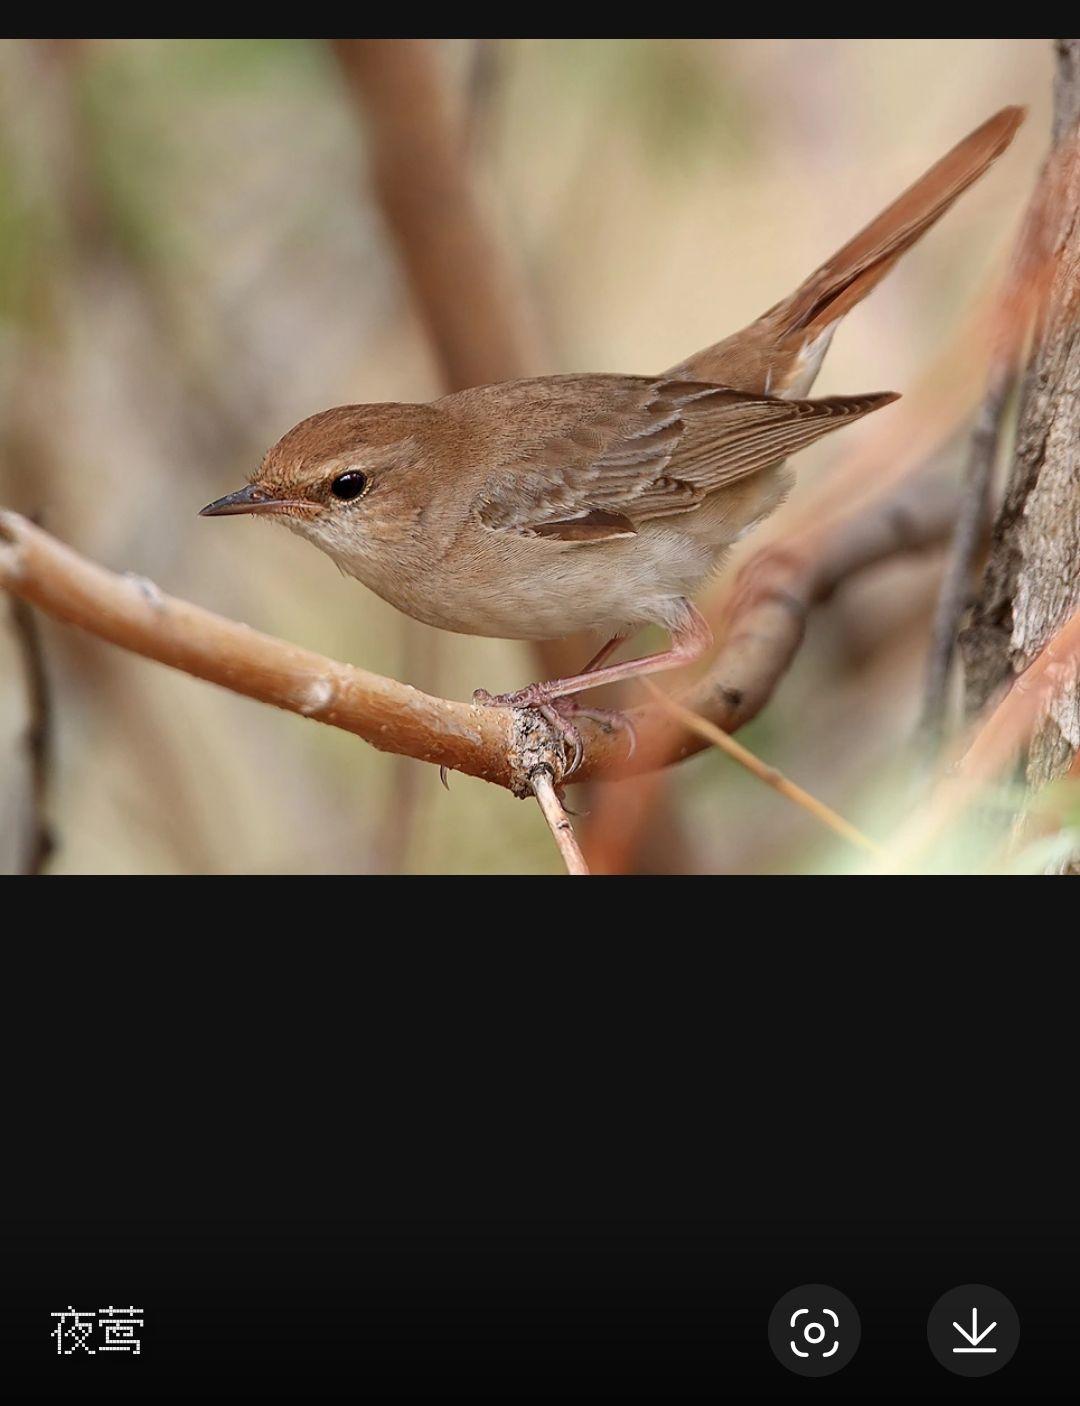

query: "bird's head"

left=200, top=402, right=443, bottom=563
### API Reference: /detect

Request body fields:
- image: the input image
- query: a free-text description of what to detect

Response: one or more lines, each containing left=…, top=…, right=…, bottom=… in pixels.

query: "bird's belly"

left=377, top=528, right=721, bottom=641
left=337, top=471, right=791, bottom=642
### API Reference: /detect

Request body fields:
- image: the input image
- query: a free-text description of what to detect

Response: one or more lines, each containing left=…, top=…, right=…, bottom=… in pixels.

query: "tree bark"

left=961, top=40, right=1080, bottom=860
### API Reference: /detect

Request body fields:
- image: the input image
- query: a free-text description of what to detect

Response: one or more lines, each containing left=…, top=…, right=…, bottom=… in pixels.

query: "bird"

left=201, top=106, right=1024, bottom=772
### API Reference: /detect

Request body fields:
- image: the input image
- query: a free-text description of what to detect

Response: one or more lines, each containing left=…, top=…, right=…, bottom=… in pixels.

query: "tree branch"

left=332, top=38, right=542, bottom=392
left=7, top=594, right=55, bottom=875
left=0, top=509, right=518, bottom=789
left=530, top=768, right=590, bottom=875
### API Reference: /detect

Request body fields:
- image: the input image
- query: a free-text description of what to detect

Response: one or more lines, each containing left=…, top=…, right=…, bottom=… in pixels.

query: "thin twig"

left=642, top=680, right=882, bottom=857
left=530, top=768, right=590, bottom=875
left=8, top=596, right=54, bottom=875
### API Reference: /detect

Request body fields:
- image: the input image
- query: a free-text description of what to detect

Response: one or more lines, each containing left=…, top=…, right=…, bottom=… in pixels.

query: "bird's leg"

left=474, top=605, right=713, bottom=774
left=547, top=633, right=634, bottom=759
left=482, top=634, right=630, bottom=775
left=477, top=605, right=711, bottom=705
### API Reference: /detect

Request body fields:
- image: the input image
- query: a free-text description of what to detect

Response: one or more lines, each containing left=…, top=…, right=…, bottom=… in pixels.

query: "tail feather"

left=772, top=106, right=1026, bottom=339
left=671, top=107, right=1025, bottom=394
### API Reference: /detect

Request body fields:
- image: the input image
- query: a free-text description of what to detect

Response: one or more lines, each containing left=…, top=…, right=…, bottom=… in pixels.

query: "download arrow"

left=952, top=1308, right=997, bottom=1352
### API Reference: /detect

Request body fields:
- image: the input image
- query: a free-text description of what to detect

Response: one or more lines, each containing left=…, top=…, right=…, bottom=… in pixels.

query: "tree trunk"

left=961, top=40, right=1080, bottom=860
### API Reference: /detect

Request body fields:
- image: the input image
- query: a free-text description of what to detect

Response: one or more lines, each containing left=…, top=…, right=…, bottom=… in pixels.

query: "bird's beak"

left=198, top=485, right=306, bottom=518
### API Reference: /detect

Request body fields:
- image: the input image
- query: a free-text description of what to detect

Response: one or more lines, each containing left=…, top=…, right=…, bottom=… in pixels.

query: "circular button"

left=927, top=1284, right=1019, bottom=1377
left=768, top=1284, right=861, bottom=1377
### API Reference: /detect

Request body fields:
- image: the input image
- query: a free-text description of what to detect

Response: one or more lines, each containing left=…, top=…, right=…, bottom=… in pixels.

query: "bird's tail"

left=770, top=105, right=1026, bottom=341
left=672, top=106, right=1025, bottom=394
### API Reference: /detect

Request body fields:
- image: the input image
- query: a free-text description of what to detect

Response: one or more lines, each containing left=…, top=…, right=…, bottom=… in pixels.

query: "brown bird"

left=202, top=106, right=1023, bottom=769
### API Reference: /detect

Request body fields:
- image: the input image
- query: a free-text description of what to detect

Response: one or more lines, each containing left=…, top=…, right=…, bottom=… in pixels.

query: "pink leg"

left=474, top=603, right=712, bottom=774
left=476, top=603, right=711, bottom=705
left=545, top=633, right=631, bottom=767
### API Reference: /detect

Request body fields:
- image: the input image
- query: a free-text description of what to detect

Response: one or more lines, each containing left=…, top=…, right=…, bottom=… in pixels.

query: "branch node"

left=507, top=706, right=566, bottom=797
left=123, top=572, right=166, bottom=611
left=295, top=675, right=337, bottom=718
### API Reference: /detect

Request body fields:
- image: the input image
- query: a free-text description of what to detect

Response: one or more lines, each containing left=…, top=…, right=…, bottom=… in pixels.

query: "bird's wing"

left=476, top=377, right=896, bottom=542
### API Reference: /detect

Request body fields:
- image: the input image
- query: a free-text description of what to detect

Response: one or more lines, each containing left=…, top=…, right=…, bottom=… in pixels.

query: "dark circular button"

left=927, top=1284, right=1019, bottom=1377
left=768, top=1284, right=861, bottom=1377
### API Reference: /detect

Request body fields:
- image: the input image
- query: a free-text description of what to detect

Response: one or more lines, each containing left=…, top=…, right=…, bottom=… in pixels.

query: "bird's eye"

left=330, top=470, right=368, bottom=502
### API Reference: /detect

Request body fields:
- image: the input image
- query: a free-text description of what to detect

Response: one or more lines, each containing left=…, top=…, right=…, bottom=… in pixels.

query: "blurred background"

left=0, top=39, right=1055, bottom=874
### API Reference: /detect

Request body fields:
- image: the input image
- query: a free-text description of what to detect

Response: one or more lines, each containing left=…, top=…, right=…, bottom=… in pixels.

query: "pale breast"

left=312, top=463, right=792, bottom=642
left=364, top=482, right=791, bottom=641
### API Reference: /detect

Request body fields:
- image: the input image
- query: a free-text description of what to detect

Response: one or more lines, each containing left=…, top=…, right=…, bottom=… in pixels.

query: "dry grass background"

left=0, top=39, right=1055, bottom=873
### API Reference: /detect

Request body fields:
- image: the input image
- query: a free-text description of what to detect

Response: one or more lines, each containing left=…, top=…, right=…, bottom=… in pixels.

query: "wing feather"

left=474, top=376, right=896, bottom=539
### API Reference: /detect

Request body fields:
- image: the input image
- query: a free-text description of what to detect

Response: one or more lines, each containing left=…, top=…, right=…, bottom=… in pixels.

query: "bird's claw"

left=472, top=686, right=636, bottom=776
left=537, top=703, right=584, bottom=778
left=558, top=702, right=637, bottom=760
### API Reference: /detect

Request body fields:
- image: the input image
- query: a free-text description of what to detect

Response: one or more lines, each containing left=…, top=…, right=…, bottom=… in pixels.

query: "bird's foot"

left=473, top=685, right=636, bottom=777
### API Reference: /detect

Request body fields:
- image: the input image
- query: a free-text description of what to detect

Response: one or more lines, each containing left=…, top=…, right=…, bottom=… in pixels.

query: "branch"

left=530, top=769, right=590, bottom=875
left=332, top=38, right=541, bottom=391
left=7, top=595, right=55, bottom=874
left=0, top=509, right=518, bottom=792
